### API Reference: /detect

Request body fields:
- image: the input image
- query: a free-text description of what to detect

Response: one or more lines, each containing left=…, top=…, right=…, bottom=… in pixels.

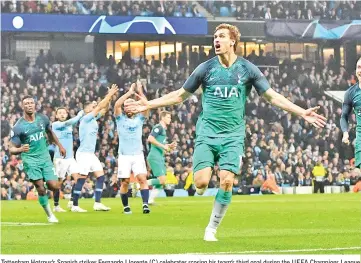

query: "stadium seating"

left=1, top=0, right=200, bottom=17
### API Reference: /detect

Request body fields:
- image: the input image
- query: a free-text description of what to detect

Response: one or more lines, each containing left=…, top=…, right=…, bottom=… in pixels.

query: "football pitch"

left=1, top=194, right=361, bottom=255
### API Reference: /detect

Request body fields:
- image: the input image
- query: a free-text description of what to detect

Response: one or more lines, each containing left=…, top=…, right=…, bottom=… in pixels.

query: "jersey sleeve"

left=183, top=62, right=207, bottom=93
left=83, top=112, right=95, bottom=123
left=138, top=114, right=145, bottom=123
left=95, top=113, right=102, bottom=120
left=150, top=125, right=163, bottom=137
left=115, top=113, right=125, bottom=121
left=340, top=89, right=352, bottom=132
left=52, top=121, right=64, bottom=130
left=10, top=126, right=21, bottom=146
left=246, top=61, right=270, bottom=95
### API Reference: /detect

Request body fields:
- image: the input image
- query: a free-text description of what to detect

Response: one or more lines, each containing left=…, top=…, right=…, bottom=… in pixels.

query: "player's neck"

left=160, top=121, right=167, bottom=129
left=218, top=52, right=237, bottom=68
left=23, top=112, right=36, bottom=122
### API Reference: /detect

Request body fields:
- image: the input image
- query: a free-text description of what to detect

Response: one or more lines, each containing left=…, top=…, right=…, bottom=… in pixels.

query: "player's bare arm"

left=134, top=80, right=150, bottom=118
left=91, top=84, right=119, bottom=117
left=9, top=141, right=29, bottom=155
left=126, top=87, right=192, bottom=113
left=262, top=88, right=327, bottom=128
left=114, top=84, right=135, bottom=116
left=46, top=127, right=66, bottom=157
left=147, top=135, right=171, bottom=152
left=340, top=93, right=352, bottom=144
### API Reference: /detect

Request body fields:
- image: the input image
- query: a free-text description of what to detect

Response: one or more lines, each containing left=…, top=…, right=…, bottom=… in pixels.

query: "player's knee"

left=137, top=175, right=147, bottom=185
left=121, top=179, right=130, bottom=186
left=158, top=176, right=166, bottom=185
left=194, top=177, right=209, bottom=189
left=36, top=186, right=47, bottom=195
left=48, top=182, right=60, bottom=191
left=220, top=177, right=233, bottom=189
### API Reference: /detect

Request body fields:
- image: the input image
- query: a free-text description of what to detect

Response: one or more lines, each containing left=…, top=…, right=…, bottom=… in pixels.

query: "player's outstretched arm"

left=91, top=84, right=119, bottom=117
left=262, top=88, right=327, bottom=128
left=127, top=63, right=205, bottom=113
left=114, top=84, right=135, bottom=116
left=53, top=110, right=84, bottom=130
left=126, top=87, right=192, bottom=113
left=340, top=91, right=352, bottom=144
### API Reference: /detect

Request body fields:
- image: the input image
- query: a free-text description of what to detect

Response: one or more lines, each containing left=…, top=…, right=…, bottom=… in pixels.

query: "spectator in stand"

left=3, top=1, right=200, bottom=17
left=261, top=171, right=281, bottom=195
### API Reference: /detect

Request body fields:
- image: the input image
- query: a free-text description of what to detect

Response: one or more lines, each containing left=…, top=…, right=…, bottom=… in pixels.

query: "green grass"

left=1, top=194, right=361, bottom=254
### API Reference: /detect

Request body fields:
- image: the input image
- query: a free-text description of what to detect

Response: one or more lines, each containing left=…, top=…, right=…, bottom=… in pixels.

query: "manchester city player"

left=72, top=84, right=119, bottom=212
left=115, top=81, right=150, bottom=214
left=52, top=108, right=84, bottom=212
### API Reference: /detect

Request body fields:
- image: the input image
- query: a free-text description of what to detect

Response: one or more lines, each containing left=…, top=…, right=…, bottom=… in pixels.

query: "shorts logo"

left=154, top=128, right=159, bottom=133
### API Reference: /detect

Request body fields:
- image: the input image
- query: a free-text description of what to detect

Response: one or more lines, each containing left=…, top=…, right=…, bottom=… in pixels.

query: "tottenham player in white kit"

left=71, top=84, right=119, bottom=212
left=115, top=81, right=150, bottom=214
left=52, top=108, right=84, bottom=212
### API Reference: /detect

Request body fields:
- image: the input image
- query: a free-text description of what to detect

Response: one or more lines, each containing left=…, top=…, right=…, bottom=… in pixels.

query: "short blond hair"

left=160, top=110, right=171, bottom=119
left=215, top=23, right=241, bottom=52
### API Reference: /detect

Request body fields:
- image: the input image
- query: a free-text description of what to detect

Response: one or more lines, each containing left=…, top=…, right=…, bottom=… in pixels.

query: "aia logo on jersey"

left=214, top=86, right=239, bottom=98
left=29, top=131, right=45, bottom=142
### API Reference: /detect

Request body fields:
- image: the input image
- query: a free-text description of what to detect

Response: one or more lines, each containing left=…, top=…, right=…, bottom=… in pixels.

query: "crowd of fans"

left=1, top=0, right=201, bottom=17
left=202, top=0, right=361, bottom=20
left=1, top=46, right=360, bottom=201
left=4, top=1, right=361, bottom=20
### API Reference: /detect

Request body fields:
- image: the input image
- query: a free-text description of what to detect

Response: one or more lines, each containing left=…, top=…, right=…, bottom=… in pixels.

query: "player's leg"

left=41, top=162, right=62, bottom=223
left=192, top=136, right=216, bottom=195
left=133, top=154, right=150, bottom=213
left=32, top=178, right=58, bottom=223
left=72, top=152, right=89, bottom=212
left=53, top=158, right=66, bottom=212
left=92, top=154, right=110, bottom=211
left=203, top=137, right=242, bottom=242
left=120, top=178, right=131, bottom=214
left=118, top=155, right=132, bottom=214
left=147, top=158, right=166, bottom=204
left=67, top=158, right=84, bottom=211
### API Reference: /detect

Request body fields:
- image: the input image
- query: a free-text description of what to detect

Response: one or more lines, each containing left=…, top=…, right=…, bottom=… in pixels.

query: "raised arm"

left=53, top=110, right=84, bottom=130
left=135, top=80, right=150, bottom=118
left=114, top=84, right=135, bottom=116
left=90, top=84, right=119, bottom=117
left=340, top=90, right=352, bottom=144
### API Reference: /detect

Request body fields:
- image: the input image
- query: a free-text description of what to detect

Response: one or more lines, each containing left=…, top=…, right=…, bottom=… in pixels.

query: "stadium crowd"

left=4, top=1, right=361, bottom=20
left=1, top=0, right=201, bottom=17
left=1, top=47, right=360, bottom=201
left=202, top=0, right=361, bottom=20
